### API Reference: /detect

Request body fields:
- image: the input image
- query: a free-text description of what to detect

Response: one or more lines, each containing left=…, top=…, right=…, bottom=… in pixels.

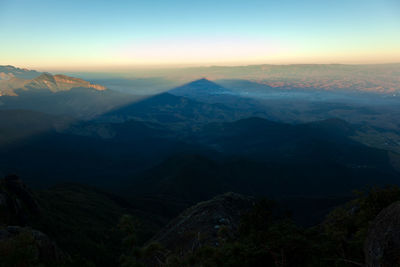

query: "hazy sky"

left=1, top=0, right=399, bottom=70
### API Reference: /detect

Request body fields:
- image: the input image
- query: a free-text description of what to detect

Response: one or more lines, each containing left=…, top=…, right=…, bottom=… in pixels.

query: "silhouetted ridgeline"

left=2, top=176, right=400, bottom=266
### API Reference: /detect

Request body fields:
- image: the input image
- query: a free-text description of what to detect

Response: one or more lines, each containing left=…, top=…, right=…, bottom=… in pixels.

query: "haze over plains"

left=1, top=0, right=400, bottom=71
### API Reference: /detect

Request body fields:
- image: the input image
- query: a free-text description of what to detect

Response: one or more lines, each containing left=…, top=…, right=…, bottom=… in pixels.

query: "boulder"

left=150, top=192, right=254, bottom=255
left=365, top=201, right=400, bottom=267
left=0, top=174, right=40, bottom=225
left=0, top=225, right=67, bottom=265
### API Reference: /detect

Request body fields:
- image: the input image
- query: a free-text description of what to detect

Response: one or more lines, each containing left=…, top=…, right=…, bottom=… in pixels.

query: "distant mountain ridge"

left=0, top=66, right=106, bottom=96
left=0, top=65, right=41, bottom=80
left=0, top=66, right=136, bottom=118
left=145, top=64, right=400, bottom=94
left=25, top=73, right=106, bottom=92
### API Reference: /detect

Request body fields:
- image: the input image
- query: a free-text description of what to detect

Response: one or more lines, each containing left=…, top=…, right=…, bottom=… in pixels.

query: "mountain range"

left=0, top=67, right=106, bottom=96
left=0, top=66, right=398, bottom=195
left=134, top=63, right=400, bottom=94
left=0, top=66, right=140, bottom=118
left=1, top=65, right=400, bottom=266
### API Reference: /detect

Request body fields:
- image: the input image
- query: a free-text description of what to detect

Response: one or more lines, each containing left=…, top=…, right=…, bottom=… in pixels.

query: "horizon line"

left=3, top=62, right=400, bottom=73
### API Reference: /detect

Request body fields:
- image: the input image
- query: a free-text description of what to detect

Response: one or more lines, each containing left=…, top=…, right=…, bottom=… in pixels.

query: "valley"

left=1, top=64, right=400, bottom=266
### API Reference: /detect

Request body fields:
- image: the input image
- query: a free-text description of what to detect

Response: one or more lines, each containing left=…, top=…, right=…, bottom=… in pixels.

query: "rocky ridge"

left=0, top=68, right=106, bottom=96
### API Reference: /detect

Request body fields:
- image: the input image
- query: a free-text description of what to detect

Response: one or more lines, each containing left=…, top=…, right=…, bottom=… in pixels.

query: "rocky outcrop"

left=25, top=73, right=106, bottom=92
left=0, top=176, right=67, bottom=265
left=0, top=175, right=41, bottom=226
left=150, top=192, right=254, bottom=255
left=0, top=65, right=41, bottom=80
left=364, top=201, right=400, bottom=267
left=0, top=226, right=67, bottom=265
left=54, top=74, right=106, bottom=91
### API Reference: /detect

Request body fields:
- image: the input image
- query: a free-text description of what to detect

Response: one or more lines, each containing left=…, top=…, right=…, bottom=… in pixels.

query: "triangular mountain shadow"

left=99, top=78, right=272, bottom=126
left=168, top=78, right=231, bottom=98
left=99, top=91, right=246, bottom=127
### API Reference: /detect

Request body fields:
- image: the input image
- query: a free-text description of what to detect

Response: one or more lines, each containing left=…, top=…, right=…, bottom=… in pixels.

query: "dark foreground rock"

left=0, top=174, right=41, bottom=225
left=150, top=192, right=254, bottom=255
left=0, top=176, right=67, bottom=266
left=0, top=225, right=67, bottom=266
left=365, top=201, right=400, bottom=267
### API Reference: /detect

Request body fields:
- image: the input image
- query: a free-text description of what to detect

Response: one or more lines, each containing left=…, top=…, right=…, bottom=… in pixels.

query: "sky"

left=0, top=0, right=399, bottom=70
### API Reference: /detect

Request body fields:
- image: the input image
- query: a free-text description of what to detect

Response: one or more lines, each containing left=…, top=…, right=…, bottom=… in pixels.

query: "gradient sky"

left=0, top=0, right=399, bottom=70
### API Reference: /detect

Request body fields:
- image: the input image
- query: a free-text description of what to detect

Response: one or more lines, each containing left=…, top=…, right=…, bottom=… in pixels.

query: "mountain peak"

left=36, top=72, right=56, bottom=82
left=38, top=72, right=53, bottom=78
left=0, top=65, right=41, bottom=81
